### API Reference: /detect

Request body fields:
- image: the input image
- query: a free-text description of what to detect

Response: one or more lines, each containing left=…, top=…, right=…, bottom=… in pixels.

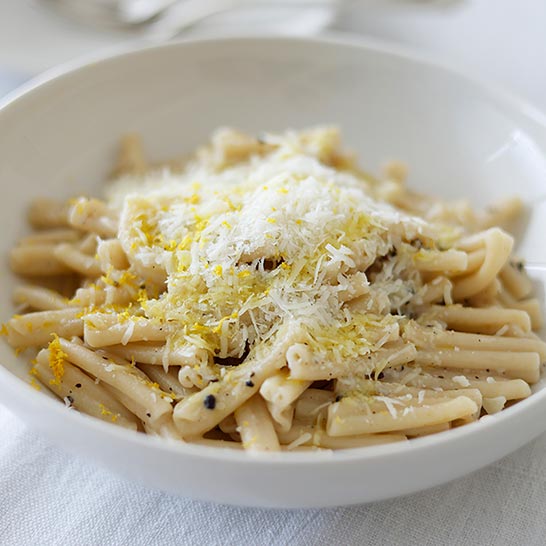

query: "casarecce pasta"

left=4, top=127, right=545, bottom=451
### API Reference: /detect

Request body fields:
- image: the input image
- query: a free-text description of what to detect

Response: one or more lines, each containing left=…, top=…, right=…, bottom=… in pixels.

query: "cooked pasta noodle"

left=3, top=127, right=544, bottom=452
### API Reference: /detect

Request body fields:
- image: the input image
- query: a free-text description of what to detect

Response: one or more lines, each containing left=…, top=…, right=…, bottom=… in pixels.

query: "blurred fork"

left=120, top=0, right=339, bottom=25
left=121, top=0, right=342, bottom=41
left=119, top=0, right=179, bottom=24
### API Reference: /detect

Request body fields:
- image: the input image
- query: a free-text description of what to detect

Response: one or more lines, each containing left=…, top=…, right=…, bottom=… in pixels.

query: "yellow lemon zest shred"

left=99, top=403, right=119, bottom=423
left=47, top=334, right=67, bottom=386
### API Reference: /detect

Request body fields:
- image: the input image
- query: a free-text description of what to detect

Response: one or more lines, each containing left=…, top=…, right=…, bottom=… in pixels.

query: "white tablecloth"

left=2, top=403, right=546, bottom=545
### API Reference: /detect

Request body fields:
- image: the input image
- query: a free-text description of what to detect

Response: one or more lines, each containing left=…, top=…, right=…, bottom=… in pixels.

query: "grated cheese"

left=286, top=432, right=313, bottom=450
left=452, top=375, right=471, bottom=387
left=105, top=128, right=456, bottom=370
left=121, top=321, right=135, bottom=345
left=374, top=396, right=404, bottom=419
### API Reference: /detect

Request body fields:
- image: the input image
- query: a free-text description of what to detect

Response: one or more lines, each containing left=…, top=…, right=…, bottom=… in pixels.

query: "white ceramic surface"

left=0, top=36, right=545, bottom=509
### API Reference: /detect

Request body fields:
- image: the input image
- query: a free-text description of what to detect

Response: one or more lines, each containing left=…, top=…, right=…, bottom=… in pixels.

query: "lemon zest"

left=99, top=403, right=119, bottom=423
left=47, top=334, right=67, bottom=386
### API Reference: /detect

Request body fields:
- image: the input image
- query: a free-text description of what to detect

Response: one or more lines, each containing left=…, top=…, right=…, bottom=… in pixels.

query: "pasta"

left=3, top=127, right=544, bottom=452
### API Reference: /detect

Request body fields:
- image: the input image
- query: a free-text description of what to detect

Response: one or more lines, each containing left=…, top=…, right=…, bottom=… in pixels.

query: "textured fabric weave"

left=1, top=405, right=545, bottom=546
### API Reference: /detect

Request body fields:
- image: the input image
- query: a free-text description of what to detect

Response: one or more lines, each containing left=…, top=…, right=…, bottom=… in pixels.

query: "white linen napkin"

left=2, top=403, right=546, bottom=545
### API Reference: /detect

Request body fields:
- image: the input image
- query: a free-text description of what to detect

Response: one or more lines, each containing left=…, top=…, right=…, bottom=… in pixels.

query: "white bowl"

left=1, top=36, right=546, bottom=509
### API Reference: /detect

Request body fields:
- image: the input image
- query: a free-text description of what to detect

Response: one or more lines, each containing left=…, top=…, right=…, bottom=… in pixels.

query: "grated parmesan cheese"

left=101, top=128, right=471, bottom=375
left=286, top=432, right=313, bottom=450
left=374, top=396, right=404, bottom=419
left=452, top=375, right=470, bottom=387
left=121, top=321, right=135, bottom=346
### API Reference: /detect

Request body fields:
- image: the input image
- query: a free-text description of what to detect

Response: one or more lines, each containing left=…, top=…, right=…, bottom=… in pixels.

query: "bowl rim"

left=1, top=33, right=546, bottom=466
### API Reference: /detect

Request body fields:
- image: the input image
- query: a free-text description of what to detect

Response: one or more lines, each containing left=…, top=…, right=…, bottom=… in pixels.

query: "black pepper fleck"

left=75, top=383, right=82, bottom=388
left=513, top=260, right=525, bottom=272
left=204, top=394, right=216, bottom=410
left=146, top=412, right=151, bottom=418
left=66, top=395, right=74, bottom=404
left=245, top=380, right=254, bottom=387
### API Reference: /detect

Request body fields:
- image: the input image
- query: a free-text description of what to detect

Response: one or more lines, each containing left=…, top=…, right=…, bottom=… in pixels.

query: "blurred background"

left=1, top=0, right=546, bottom=112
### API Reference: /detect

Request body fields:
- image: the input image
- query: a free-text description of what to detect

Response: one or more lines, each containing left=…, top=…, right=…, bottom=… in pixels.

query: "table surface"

left=1, top=1, right=546, bottom=544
